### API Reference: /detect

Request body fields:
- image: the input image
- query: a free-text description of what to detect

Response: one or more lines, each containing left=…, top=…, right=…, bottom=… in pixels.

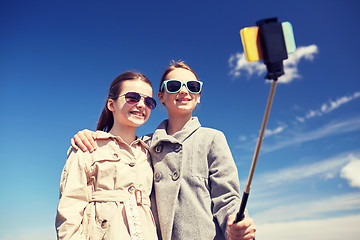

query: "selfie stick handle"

left=235, top=79, right=278, bottom=222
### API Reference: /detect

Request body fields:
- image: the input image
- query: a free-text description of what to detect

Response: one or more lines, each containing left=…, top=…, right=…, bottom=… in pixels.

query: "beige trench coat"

left=56, top=131, right=158, bottom=240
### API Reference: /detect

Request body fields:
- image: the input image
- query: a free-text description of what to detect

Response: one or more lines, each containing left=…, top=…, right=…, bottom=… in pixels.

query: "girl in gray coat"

left=71, top=61, right=256, bottom=240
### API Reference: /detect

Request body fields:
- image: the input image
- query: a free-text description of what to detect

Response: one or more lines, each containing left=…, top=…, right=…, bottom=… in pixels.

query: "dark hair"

left=97, top=71, right=152, bottom=132
left=159, top=60, right=199, bottom=92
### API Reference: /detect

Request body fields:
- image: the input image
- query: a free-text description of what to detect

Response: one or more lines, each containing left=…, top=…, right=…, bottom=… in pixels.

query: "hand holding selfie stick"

left=235, top=18, right=296, bottom=222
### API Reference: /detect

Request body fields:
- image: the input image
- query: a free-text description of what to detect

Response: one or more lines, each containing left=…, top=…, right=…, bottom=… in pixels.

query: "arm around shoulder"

left=70, top=129, right=98, bottom=153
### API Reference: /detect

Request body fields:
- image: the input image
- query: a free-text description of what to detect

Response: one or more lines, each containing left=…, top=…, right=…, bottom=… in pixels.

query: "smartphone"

left=240, top=22, right=296, bottom=62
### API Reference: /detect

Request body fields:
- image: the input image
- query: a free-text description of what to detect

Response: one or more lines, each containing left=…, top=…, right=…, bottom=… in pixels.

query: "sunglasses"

left=161, top=80, right=203, bottom=94
left=118, top=92, right=157, bottom=109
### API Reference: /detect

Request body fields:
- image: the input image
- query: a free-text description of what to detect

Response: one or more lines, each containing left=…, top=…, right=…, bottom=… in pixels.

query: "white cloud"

left=340, top=155, right=360, bottom=188
left=229, top=44, right=319, bottom=83
left=305, top=109, right=322, bottom=118
left=264, top=125, right=287, bottom=137
left=261, top=116, right=360, bottom=152
left=244, top=152, right=360, bottom=239
left=252, top=151, right=358, bottom=188
left=295, top=116, right=305, bottom=123
left=252, top=192, right=360, bottom=224
left=255, top=214, right=360, bottom=240
left=239, top=91, right=360, bottom=146
left=238, top=135, right=247, bottom=141
left=298, top=91, right=360, bottom=122
left=321, top=91, right=360, bottom=113
left=228, top=53, right=266, bottom=78
left=238, top=91, right=360, bottom=151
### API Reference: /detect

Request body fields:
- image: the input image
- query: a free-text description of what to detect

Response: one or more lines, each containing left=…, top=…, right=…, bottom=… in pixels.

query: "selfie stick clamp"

left=235, top=18, right=289, bottom=222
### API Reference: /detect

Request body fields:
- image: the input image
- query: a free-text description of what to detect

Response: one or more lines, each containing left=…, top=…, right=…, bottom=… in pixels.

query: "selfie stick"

left=235, top=18, right=294, bottom=222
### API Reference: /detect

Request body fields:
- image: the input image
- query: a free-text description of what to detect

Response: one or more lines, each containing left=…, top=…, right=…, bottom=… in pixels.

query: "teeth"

left=131, top=112, right=144, bottom=116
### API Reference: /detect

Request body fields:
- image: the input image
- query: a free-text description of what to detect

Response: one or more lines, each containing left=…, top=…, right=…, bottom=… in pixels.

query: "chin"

left=176, top=105, right=196, bottom=111
left=129, top=117, right=147, bottom=126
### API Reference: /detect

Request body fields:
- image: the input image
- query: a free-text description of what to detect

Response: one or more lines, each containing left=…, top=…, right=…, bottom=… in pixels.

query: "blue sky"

left=1, top=0, right=359, bottom=239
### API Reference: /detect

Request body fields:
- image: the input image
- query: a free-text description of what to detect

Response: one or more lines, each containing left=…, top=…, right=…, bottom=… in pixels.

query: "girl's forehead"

left=121, top=79, right=153, bottom=96
left=165, top=68, right=197, bottom=80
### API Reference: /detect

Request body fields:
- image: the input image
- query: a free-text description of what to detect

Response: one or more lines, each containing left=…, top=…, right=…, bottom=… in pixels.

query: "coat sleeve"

left=55, top=148, right=90, bottom=240
left=208, top=131, right=242, bottom=235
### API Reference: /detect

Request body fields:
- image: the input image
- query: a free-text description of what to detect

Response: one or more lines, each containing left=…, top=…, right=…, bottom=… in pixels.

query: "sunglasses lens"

left=187, top=81, right=201, bottom=93
left=125, top=92, right=141, bottom=103
left=166, top=80, right=182, bottom=93
left=145, top=97, right=157, bottom=109
left=124, top=92, right=156, bottom=109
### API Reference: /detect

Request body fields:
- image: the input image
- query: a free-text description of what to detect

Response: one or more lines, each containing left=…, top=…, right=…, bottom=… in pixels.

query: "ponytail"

left=96, top=105, right=114, bottom=132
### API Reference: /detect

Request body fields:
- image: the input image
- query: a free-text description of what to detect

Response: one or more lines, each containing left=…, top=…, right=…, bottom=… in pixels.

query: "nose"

left=136, top=97, right=146, bottom=108
left=179, top=83, right=189, bottom=94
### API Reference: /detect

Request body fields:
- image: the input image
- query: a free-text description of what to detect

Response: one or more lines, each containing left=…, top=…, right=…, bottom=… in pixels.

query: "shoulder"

left=65, top=137, right=118, bottom=166
left=198, top=126, right=226, bottom=139
left=63, top=146, right=90, bottom=171
left=66, top=146, right=88, bottom=159
left=197, top=127, right=231, bottom=154
left=140, top=133, right=153, bottom=145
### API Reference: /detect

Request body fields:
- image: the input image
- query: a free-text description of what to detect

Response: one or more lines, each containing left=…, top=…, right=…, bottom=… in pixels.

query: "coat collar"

left=151, top=117, right=201, bottom=147
left=96, top=130, right=149, bottom=150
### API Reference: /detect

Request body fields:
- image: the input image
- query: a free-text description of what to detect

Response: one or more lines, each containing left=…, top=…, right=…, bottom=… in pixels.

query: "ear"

left=196, top=94, right=201, bottom=104
left=107, top=99, right=115, bottom=112
left=158, top=92, right=166, bottom=104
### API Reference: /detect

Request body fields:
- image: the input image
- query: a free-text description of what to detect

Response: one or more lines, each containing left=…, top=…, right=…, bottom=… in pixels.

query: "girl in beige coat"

left=56, top=72, right=158, bottom=240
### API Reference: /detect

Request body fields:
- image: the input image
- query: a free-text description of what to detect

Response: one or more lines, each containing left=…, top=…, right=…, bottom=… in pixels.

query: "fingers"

left=228, top=232, right=256, bottom=240
left=70, top=137, right=79, bottom=150
left=227, top=216, right=256, bottom=240
left=84, top=130, right=98, bottom=151
left=227, top=214, right=236, bottom=226
left=71, top=130, right=98, bottom=152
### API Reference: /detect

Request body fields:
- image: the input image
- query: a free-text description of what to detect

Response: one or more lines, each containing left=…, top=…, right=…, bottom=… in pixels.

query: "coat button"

left=128, top=186, right=135, bottom=193
left=154, top=171, right=162, bottom=182
left=174, top=144, right=182, bottom=152
left=155, top=144, right=163, bottom=153
left=101, top=220, right=108, bottom=229
left=113, top=153, right=118, bottom=159
left=172, top=171, right=180, bottom=181
left=129, top=162, right=135, bottom=167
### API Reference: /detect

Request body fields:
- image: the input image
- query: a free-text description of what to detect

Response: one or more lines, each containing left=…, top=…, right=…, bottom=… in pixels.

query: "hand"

left=226, top=215, right=256, bottom=240
left=70, top=129, right=98, bottom=153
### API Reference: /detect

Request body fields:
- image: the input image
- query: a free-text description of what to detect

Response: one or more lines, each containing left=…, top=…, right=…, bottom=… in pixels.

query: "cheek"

left=145, top=109, right=152, bottom=120
left=158, top=92, right=167, bottom=104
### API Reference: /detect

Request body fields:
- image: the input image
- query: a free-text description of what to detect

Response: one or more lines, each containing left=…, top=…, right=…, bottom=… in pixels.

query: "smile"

left=130, top=111, right=145, bottom=117
left=176, top=98, right=191, bottom=102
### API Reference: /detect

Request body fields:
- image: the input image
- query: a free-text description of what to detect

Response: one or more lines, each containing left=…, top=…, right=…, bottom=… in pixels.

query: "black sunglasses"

left=118, top=92, right=157, bottom=109
left=161, top=80, right=203, bottom=94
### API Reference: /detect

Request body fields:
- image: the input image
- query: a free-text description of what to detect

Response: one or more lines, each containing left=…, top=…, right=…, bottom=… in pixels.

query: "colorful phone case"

left=281, top=22, right=296, bottom=54
left=240, top=22, right=296, bottom=62
left=240, top=26, right=263, bottom=62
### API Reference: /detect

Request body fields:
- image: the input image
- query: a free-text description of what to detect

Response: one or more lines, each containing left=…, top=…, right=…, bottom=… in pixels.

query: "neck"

left=167, top=113, right=193, bottom=135
left=109, top=124, right=137, bottom=145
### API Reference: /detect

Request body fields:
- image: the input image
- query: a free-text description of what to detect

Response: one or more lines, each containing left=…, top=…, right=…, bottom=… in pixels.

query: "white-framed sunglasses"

left=161, top=80, right=203, bottom=94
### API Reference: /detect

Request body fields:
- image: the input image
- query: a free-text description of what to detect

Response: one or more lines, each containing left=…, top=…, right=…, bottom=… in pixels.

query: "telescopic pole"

left=235, top=79, right=278, bottom=222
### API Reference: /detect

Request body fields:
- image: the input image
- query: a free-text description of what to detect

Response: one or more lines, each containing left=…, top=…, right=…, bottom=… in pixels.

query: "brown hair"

left=159, top=60, right=199, bottom=92
left=97, top=71, right=152, bottom=132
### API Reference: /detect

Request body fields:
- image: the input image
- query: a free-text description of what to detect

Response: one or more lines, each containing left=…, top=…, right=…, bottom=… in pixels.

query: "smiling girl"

left=56, top=72, right=158, bottom=240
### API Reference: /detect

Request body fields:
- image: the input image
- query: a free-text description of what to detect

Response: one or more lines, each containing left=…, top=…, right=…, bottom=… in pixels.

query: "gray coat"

left=146, top=117, right=241, bottom=240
